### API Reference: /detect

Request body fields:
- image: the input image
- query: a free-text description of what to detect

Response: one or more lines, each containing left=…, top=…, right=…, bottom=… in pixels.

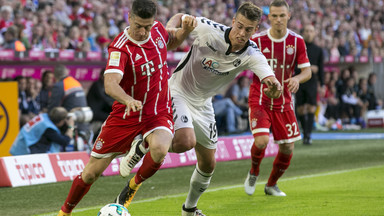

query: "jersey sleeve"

left=191, top=16, right=227, bottom=39
left=104, top=46, right=129, bottom=77
left=249, top=52, right=275, bottom=81
left=155, top=21, right=169, bottom=44
left=296, top=38, right=311, bottom=69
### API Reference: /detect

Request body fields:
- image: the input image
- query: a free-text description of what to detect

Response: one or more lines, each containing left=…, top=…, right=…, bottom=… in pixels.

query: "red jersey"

left=105, top=21, right=171, bottom=122
left=249, top=29, right=310, bottom=112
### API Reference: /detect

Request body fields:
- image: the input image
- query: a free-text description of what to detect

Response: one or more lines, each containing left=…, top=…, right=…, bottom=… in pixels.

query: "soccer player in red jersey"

left=57, top=0, right=197, bottom=215
left=244, top=0, right=312, bottom=196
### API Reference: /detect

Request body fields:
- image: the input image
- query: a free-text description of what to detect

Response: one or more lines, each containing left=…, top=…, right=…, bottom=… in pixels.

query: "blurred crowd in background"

left=0, top=0, right=383, bottom=139
left=0, top=0, right=383, bottom=59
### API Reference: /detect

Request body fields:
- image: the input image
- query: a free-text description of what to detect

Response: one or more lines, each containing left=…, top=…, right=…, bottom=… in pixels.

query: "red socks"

left=250, top=144, right=266, bottom=176
left=135, top=151, right=163, bottom=184
left=267, top=151, right=292, bottom=186
left=61, top=174, right=92, bottom=213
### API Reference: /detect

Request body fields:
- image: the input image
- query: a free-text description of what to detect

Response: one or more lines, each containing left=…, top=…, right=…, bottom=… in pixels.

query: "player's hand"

left=263, top=77, right=282, bottom=99
left=181, top=15, right=197, bottom=33
left=285, top=77, right=300, bottom=93
left=124, top=98, right=143, bottom=116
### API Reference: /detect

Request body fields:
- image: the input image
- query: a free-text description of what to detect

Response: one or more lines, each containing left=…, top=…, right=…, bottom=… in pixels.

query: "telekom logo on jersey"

left=267, top=58, right=278, bottom=70
left=140, top=60, right=164, bottom=76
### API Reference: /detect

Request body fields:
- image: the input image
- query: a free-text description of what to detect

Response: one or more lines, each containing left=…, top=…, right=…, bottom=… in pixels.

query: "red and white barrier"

left=0, top=135, right=278, bottom=187
left=0, top=152, right=89, bottom=187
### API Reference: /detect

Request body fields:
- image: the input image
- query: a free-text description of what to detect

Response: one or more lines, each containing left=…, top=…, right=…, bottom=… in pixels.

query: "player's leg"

left=295, top=86, right=309, bottom=144
left=305, top=84, right=318, bottom=145
left=171, top=94, right=196, bottom=153
left=244, top=105, right=271, bottom=195
left=182, top=102, right=216, bottom=216
left=182, top=143, right=215, bottom=216
left=266, top=110, right=300, bottom=196
left=59, top=116, right=131, bottom=215
left=117, top=114, right=174, bottom=208
left=59, top=156, right=115, bottom=215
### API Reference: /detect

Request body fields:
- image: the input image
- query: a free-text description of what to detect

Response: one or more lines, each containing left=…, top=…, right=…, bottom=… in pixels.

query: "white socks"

left=184, top=165, right=213, bottom=209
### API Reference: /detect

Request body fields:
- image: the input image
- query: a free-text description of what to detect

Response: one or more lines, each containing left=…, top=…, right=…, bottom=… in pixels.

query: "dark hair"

left=53, top=64, right=69, bottom=80
left=48, top=107, right=68, bottom=124
left=132, top=0, right=157, bottom=19
left=236, top=2, right=262, bottom=22
left=270, top=0, right=290, bottom=10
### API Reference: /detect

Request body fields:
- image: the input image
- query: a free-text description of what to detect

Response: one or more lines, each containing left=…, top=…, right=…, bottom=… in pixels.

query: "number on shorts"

left=209, top=123, right=217, bottom=140
left=285, top=122, right=299, bottom=137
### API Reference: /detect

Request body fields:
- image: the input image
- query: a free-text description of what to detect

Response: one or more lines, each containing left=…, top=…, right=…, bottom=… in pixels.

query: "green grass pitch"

left=0, top=137, right=383, bottom=216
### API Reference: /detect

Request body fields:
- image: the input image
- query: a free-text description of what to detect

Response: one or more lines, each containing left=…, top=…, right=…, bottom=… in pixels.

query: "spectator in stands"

left=10, top=106, right=75, bottom=155
left=367, top=72, right=383, bottom=110
left=86, top=69, right=114, bottom=139
left=39, top=70, right=55, bottom=113
left=15, top=75, right=30, bottom=127
left=213, top=94, right=244, bottom=135
left=53, top=0, right=72, bottom=27
left=341, top=77, right=363, bottom=125
left=225, top=76, right=250, bottom=112
left=25, top=77, right=41, bottom=115
left=79, top=3, right=94, bottom=26
left=67, top=26, right=82, bottom=50
left=0, top=5, right=13, bottom=33
left=225, top=76, right=251, bottom=131
left=2, top=25, right=26, bottom=51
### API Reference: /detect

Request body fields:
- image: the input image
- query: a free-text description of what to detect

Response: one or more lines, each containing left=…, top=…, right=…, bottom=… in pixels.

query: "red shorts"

left=92, top=112, right=174, bottom=158
left=249, top=105, right=301, bottom=144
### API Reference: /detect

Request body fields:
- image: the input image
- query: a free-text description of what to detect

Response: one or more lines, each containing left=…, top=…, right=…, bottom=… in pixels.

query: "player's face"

left=303, top=25, right=316, bottom=43
left=230, top=14, right=259, bottom=49
left=268, top=6, right=290, bottom=32
left=128, top=14, right=155, bottom=41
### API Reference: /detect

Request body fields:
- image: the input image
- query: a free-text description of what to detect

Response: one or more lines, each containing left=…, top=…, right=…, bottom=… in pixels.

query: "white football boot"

left=244, top=172, right=258, bottom=195
left=264, top=184, right=286, bottom=196
left=119, top=135, right=149, bottom=177
left=181, top=204, right=206, bottom=216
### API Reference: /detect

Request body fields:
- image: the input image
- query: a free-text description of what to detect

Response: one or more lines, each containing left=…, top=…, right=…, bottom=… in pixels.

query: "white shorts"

left=172, top=94, right=218, bottom=149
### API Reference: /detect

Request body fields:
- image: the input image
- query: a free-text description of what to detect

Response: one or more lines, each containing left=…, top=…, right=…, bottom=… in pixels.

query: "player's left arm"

left=166, top=13, right=197, bottom=50
left=285, top=38, right=312, bottom=93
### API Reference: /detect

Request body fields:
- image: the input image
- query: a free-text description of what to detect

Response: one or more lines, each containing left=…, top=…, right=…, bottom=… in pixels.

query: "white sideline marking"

left=38, top=165, right=383, bottom=216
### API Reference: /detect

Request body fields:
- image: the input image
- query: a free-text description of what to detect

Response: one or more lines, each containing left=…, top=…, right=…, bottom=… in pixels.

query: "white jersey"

left=169, top=16, right=274, bottom=105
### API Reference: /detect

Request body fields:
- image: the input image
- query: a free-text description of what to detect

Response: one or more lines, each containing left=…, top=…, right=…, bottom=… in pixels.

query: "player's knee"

left=81, top=170, right=100, bottom=184
left=149, top=144, right=169, bottom=163
left=254, top=135, right=269, bottom=149
left=279, top=143, right=294, bottom=154
left=172, top=133, right=196, bottom=153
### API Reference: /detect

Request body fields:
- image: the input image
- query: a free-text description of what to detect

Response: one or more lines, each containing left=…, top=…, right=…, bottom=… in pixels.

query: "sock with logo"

left=250, top=144, right=266, bottom=176
left=267, top=151, right=292, bottom=186
left=184, top=165, right=213, bottom=209
left=61, top=174, right=92, bottom=213
left=134, top=151, right=162, bottom=184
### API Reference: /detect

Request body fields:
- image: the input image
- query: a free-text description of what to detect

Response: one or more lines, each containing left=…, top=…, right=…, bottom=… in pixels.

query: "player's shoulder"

left=287, top=29, right=304, bottom=40
left=195, top=16, right=228, bottom=33
left=109, top=30, right=129, bottom=50
left=251, top=30, right=268, bottom=40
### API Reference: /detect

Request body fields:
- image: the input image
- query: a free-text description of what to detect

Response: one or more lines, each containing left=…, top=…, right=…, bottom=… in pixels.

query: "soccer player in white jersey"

left=244, top=0, right=312, bottom=197
left=118, top=2, right=282, bottom=215
left=57, top=0, right=197, bottom=215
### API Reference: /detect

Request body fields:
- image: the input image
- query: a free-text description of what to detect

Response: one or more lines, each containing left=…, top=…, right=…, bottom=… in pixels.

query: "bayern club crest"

left=156, top=37, right=165, bottom=49
left=95, top=138, right=105, bottom=150
left=251, top=118, right=257, bottom=128
left=286, top=45, right=295, bottom=55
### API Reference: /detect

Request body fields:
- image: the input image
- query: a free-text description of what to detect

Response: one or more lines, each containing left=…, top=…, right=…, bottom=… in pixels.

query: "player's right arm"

left=104, top=73, right=142, bottom=116
left=166, top=13, right=197, bottom=50
left=104, top=45, right=142, bottom=116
